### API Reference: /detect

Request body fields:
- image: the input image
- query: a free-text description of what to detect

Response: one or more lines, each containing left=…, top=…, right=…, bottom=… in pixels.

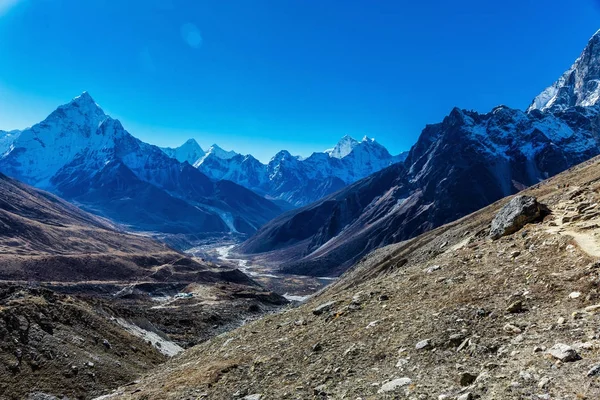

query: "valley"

left=188, top=242, right=336, bottom=302
left=1, top=5, right=600, bottom=399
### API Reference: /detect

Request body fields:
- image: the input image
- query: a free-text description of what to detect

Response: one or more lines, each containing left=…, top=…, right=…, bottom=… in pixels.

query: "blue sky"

left=0, top=0, right=599, bottom=162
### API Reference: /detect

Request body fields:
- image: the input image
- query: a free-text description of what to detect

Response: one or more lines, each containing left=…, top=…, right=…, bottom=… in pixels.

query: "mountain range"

left=237, top=29, right=600, bottom=276
left=0, top=94, right=406, bottom=238
left=161, top=134, right=407, bottom=207
left=0, top=94, right=281, bottom=236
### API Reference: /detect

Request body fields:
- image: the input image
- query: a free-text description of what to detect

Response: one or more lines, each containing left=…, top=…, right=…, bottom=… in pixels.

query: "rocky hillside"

left=102, top=152, right=600, bottom=400
left=237, top=30, right=600, bottom=277
left=0, top=173, right=288, bottom=399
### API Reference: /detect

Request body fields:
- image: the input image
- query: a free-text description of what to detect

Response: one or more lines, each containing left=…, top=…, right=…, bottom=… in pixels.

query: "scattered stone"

left=533, top=346, right=545, bottom=353
left=547, top=343, right=580, bottom=362
left=503, top=323, right=522, bottom=334
left=448, top=333, right=466, bottom=346
left=537, top=376, right=550, bottom=389
left=587, top=364, right=600, bottom=377
left=243, top=395, right=262, bottom=400
left=510, top=250, right=521, bottom=258
left=366, top=320, right=379, bottom=329
left=456, top=337, right=471, bottom=352
left=424, top=265, right=441, bottom=273
left=506, top=300, right=524, bottom=313
left=311, top=343, right=322, bottom=352
left=102, top=339, right=111, bottom=349
left=557, top=317, right=566, bottom=325
left=569, top=291, right=581, bottom=299
left=457, top=393, right=473, bottom=400
left=378, top=294, right=389, bottom=301
left=489, top=195, right=549, bottom=240
left=377, top=377, right=412, bottom=393
left=312, top=301, right=337, bottom=316
left=395, top=358, right=409, bottom=368
left=458, top=372, right=478, bottom=386
left=415, top=339, right=433, bottom=350
left=584, top=304, right=600, bottom=313
left=343, top=343, right=361, bottom=357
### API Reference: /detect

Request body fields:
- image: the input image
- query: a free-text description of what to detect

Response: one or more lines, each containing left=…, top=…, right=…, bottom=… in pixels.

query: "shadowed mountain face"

left=0, top=171, right=227, bottom=282
left=0, top=173, right=290, bottom=400
left=0, top=93, right=282, bottom=237
left=240, top=104, right=600, bottom=277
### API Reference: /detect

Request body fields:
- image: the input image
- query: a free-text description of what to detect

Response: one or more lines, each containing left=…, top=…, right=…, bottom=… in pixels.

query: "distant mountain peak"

left=206, top=144, right=238, bottom=159
left=361, top=135, right=375, bottom=143
left=327, top=135, right=360, bottom=159
left=159, top=138, right=205, bottom=164
left=528, top=29, right=600, bottom=113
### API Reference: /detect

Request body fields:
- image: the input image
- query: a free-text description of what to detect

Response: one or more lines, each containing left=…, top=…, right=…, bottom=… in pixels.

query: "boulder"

left=415, top=339, right=433, bottom=350
left=547, top=343, right=580, bottom=362
left=489, top=196, right=549, bottom=240
left=312, top=301, right=337, bottom=316
left=377, top=377, right=412, bottom=393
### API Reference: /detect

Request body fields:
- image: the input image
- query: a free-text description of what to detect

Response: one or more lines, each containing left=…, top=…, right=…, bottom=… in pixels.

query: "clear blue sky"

left=0, top=0, right=599, bottom=162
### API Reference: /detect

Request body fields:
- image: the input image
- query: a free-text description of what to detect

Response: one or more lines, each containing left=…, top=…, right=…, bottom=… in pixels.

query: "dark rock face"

left=239, top=104, right=600, bottom=277
left=489, top=196, right=549, bottom=240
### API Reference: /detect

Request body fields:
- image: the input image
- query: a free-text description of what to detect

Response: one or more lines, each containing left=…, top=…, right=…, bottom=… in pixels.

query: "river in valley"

left=187, top=242, right=336, bottom=302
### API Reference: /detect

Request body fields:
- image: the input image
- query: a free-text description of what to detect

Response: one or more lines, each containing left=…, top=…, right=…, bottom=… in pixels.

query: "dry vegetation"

left=104, top=156, right=600, bottom=399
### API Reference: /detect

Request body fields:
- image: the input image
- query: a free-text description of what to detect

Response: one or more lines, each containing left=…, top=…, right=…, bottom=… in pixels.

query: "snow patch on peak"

left=361, top=135, right=375, bottom=143
left=160, top=138, right=205, bottom=164
left=207, top=144, right=238, bottom=160
left=328, top=135, right=360, bottom=159
left=528, top=29, right=600, bottom=113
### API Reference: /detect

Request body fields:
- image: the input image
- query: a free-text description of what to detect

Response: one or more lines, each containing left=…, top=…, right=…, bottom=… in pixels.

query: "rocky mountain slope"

left=160, top=135, right=407, bottom=207
left=0, top=173, right=287, bottom=399
left=101, top=152, right=600, bottom=400
left=0, top=93, right=282, bottom=236
left=237, top=30, right=600, bottom=277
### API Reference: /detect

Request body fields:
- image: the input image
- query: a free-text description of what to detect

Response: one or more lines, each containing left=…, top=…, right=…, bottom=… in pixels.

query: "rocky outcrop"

left=489, top=195, right=549, bottom=239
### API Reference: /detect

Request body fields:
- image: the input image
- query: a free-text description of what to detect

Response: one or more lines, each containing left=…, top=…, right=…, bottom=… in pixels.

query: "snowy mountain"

left=239, top=29, right=600, bottom=277
left=325, top=134, right=360, bottom=158
left=195, top=144, right=239, bottom=164
left=528, top=29, right=600, bottom=112
left=0, top=130, right=20, bottom=156
left=171, top=135, right=407, bottom=207
left=159, top=139, right=205, bottom=164
left=0, top=93, right=282, bottom=236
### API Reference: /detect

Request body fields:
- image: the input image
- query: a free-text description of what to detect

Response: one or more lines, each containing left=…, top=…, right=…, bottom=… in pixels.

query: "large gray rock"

left=490, top=195, right=549, bottom=240
left=547, top=343, right=580, bottom=362
left=377, top=377, right=412, bottom=393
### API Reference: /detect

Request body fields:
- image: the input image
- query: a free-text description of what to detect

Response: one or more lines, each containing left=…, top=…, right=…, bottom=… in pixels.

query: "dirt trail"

left=546, top=225, right=600, bottom=257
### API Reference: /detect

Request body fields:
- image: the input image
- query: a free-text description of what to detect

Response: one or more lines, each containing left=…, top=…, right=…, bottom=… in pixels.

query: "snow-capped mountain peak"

left=327, top=135, right=360, bottom=159
left=207, top=144, right=238, bottom=160
left=528, top=29, right=600, bottom=113
left=159, top=138, right=205, bottom=164
left=361, top=135, right=375, bottom=143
